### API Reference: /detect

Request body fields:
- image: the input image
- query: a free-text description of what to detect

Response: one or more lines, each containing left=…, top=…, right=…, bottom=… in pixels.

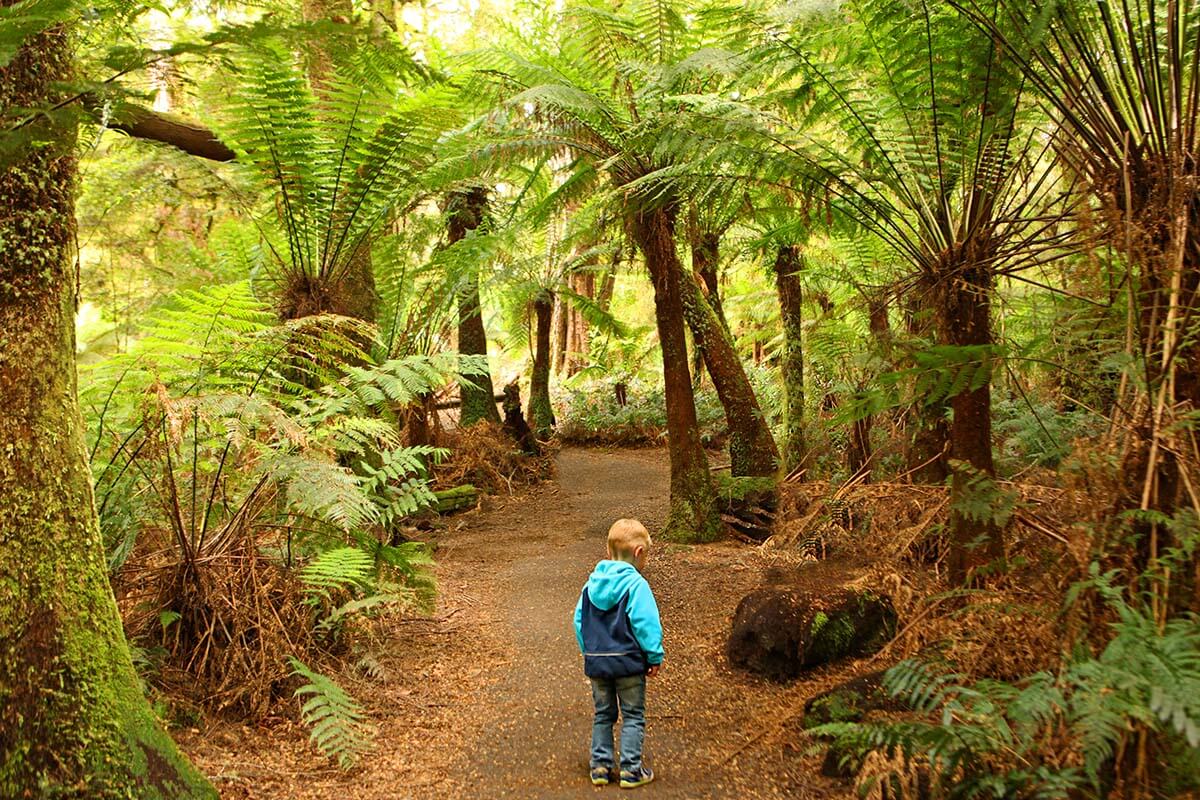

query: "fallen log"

left=433, top=485, right=478, bottom=514
left=433, top=394, right=505, bottom=411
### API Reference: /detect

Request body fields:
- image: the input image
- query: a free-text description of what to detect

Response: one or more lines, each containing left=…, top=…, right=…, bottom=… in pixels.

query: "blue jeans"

left=589, top=674, right=646, bottom=773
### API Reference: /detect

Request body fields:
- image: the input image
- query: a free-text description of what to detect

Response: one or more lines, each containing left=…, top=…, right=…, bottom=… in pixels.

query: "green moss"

left=808, top=610, right=858, bottom=662
left=714, top=472, right=778, bottom=503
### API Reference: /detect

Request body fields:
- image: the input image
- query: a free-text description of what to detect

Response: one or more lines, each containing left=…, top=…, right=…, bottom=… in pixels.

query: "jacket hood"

left=585, top=559, right=643, bottom=611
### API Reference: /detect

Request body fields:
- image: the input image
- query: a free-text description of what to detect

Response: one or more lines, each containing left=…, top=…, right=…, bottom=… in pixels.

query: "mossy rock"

left=726, top=588, right=897, bottom=680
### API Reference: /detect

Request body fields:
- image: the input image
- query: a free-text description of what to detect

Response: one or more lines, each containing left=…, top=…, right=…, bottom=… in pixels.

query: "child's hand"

left=647, top=665, right=661, bottom=678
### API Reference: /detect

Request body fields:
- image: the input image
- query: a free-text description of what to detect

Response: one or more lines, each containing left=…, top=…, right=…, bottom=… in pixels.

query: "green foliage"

left=813, top=570, right=1200, bottom=796
left=947, top=461, right=1018, bottom=530
left=289, top=658, right=374, bottom=770
left=215, top=37, right=447, bottom=315
left=993, top=396, right=1104, bottom=474
left=558, top=379, right=727, bottom=446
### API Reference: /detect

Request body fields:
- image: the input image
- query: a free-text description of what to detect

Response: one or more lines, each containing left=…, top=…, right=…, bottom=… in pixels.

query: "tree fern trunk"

left=630, top=205, right=720, bottom=541
left=0, top=19, right=215, bottom=798
left=903, top=291, right=949, bottom=484
left=692, top=230, right=729, bottom=334
left=680, top=268, right=779, bottom=477
left=448, top=187, right=501, bottom=427
left=772, top=245, right=807, bottom=473
left=941, top=257, right=1003, bottom=584
left=528, top=294, right=555, bottom=436
left=553, top=294, right=568, bottom=374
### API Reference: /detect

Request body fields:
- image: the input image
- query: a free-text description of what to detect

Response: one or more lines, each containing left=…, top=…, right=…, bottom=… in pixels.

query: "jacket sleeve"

left=627, top=578, right=664, bottom=665
left=574, top=590, right=585, bottom=654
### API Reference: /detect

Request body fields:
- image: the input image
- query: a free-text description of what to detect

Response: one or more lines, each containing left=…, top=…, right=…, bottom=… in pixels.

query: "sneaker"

left=619, top=766, right=654, bottom=789
left=591, top=766, right=615, bottom=786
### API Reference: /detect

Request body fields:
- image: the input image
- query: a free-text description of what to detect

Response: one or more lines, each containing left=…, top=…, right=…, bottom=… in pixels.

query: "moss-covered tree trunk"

left=940, top=256, right=1004, bottom=584
left=528, top=293, right=555, bottom=436
left=692, top=230, right=729, bottom=334
left=772, top=245, right=808, bottom=473
left=629, top=205, right=720, bottom=541
left=679, top=269, right=779, bottom=477
left=448, top=186, right=501, bottom=426
left=0, top=20, right=215, bottom=798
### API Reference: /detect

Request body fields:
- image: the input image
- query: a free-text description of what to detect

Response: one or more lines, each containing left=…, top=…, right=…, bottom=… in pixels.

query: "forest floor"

left=179, top=447, right=870, bottom=799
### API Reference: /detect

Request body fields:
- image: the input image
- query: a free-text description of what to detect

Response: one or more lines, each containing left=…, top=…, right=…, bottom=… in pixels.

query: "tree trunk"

left=528, top=294, right=555, bottom=436
left=941, top=258, right=1003, bottom=584
left=629, top=205, right=720, bottom=541
left=848, top=415, right=873, bottom=481
left=0, top=20, right=214, bottom=798
left=772, top=245, right=807, bottom=473
left=690, top=230, right=727, bottom=386
left=846, top=294, right=890, bottom=484
left=902, top=292, right=949, bottom=483
left=597, top=268, right=617, bottom=313
left=692, top=230, right=729, bottom=334
left=568, top=270, right=594, bottom=374
left=553, top=294, right=568, bottom=375
left=680, top=270, right=779, bottom=477
left=448, top=187, right=502, bottom=426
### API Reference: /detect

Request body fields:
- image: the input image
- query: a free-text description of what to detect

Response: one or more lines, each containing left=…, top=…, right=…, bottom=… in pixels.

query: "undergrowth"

left=82, top=281, right=464, bottom=766
left=557, top=378, right=727, bottom=446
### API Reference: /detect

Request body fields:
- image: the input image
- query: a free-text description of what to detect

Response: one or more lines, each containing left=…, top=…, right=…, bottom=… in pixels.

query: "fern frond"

left=289, top=658, right=374, bottom=769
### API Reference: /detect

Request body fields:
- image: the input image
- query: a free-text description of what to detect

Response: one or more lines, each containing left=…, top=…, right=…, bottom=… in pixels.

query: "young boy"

left=573, top=518, right=663, bottom=789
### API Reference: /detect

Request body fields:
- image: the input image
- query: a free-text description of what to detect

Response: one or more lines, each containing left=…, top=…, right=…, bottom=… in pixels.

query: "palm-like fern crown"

left=969, top=0, right=1200, bottom=186
left=462, top=0, right=756, bottom=204
left=216, top=40, right=454, bottom=293
left=668, top=0, right=1068, bottom=276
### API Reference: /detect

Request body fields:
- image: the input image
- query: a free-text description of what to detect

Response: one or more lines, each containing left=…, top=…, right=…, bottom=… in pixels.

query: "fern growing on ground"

left=812, top=564, right=1200, bottom=797
left=82, top=280, right=466, bottom=717
left=289, top=658, right=375, bottom=769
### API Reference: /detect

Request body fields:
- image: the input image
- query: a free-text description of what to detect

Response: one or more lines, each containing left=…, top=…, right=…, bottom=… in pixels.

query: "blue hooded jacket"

left=573, top=560, right=663, bottom=679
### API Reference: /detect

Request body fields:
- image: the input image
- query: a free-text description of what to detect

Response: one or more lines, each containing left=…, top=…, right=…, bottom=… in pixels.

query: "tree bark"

left=680, top=269, right=779, bottom=477
left=772, top=245, right=807, bottom=473
left=846, top=293, right=891, bottom=484
left=903, top=291, right=949, bottom=483
left=448, top=187, right=502, bottom=426
left=597, top=268, right=616, bottom=313
left=106, top=101, right=236, bottom=162
left=629, top=205, right=720, bottom=541
left=566, top=269, right=594, bottom=375
left=0, top=19, right=214, bottom=798
left=941, top=257, right=1003, bottom=584
left=848, top=415, right=873, bottom=481
left=553, top=294, right=568, bottom=375
left=692, top=230, right=729, bottom=333
left=528, top=294, right=555, bottom=436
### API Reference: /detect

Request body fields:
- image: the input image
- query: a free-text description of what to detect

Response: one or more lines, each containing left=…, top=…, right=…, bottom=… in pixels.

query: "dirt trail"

left=436, top=447, right=839, bottom=799
left=185, top=447, right=854, bottom=799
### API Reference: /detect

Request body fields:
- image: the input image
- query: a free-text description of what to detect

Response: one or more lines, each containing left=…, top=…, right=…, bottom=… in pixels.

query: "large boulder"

left=726, top=588, right=897, bottom=680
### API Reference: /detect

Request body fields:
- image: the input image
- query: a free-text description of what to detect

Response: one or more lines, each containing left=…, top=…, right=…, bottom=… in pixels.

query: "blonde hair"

left=607, top=518, right=651, bottom=562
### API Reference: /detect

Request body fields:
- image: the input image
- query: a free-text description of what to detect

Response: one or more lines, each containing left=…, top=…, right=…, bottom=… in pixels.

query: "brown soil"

left=177, top=447, right=867, bottom=799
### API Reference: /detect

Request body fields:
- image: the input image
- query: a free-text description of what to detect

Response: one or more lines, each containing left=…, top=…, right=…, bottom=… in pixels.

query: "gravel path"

left=183, top=447, right=854, bottom=799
